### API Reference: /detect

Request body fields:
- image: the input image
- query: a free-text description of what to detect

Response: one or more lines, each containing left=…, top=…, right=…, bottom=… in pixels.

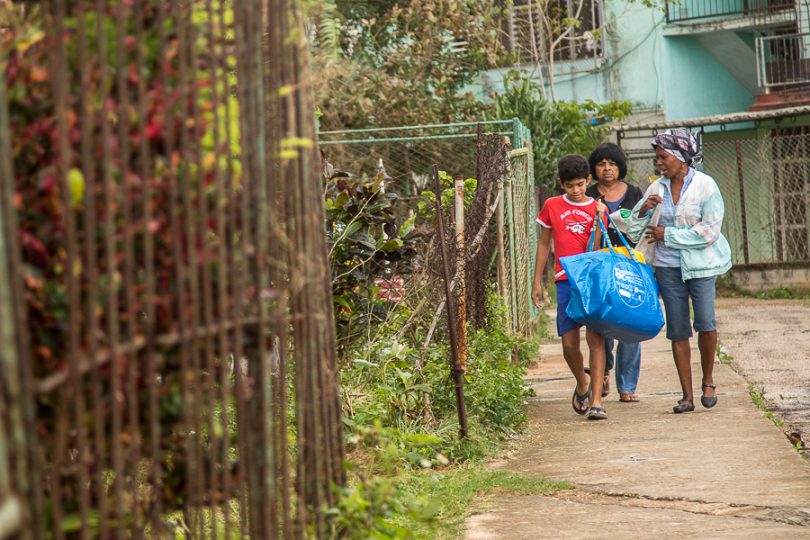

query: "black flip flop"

left=586, top=406, right=608, bottom=420
left=572, top=387, right=591, bottom=415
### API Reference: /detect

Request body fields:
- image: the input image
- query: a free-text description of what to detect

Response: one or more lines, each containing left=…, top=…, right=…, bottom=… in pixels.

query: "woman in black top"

left=586, top=143, right=644, bottom=402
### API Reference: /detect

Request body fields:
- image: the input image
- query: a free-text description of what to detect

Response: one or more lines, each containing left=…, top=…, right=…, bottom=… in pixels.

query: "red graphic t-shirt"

left=537, top=195, right=598, bottom=281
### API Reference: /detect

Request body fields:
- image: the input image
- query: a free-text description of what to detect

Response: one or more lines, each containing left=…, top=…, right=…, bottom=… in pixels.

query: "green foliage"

left=715, top=343, right=733, bottom=365
left=391, top=468, right=571, bottom=538
left=416, top=170, right=477, bottom=216
left=325, top=171, right=418, bottom=354
left=493, top=70, right=632, bottom=188
left=755, top=286, right=810, bottom=300
left=748, top=384, right=784, bottom=427
left=314, top=0, right=504, bottom=129
left=333, top=282, right=536, bottom=534
left=717, top=275, right=810, bottom=300
left=329, top=461, right=571, bottom=539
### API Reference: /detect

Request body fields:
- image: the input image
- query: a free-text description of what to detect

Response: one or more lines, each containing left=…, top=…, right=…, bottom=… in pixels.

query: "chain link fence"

left=320, top=119, right=537, bottom=337
left=618, top=125, right=810, bottom=266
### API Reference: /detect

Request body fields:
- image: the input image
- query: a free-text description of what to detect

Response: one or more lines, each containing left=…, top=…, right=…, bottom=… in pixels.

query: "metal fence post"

left=454, top=176, right=468, bottom=374
left=505, top=166, right=519, bottom=335
left=496, top=178, right=507, bottom=302
left=0, top=63, right=34, bottom=540
left=511, top=117, right=523, bottom=148
left=431, top=166, right=468, bottom=438
left=735, top=140, right=751, bottom=265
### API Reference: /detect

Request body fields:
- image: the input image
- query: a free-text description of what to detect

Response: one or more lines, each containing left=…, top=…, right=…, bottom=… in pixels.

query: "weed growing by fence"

left=331, top=286, right=533, bottom=537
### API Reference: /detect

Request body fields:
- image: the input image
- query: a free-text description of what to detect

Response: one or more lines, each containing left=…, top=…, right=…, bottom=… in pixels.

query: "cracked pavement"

left=464, top=300, right=810, bottom=538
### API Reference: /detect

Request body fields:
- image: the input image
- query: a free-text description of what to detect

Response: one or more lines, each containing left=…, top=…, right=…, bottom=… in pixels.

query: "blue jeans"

left=654, top=266, right=717, bottom=341
left=605, top=338, right=641, bottom=393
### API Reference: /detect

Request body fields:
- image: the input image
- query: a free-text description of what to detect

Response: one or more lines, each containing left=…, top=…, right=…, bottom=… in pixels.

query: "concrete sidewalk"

left=464, top=317, right=810, bottom=538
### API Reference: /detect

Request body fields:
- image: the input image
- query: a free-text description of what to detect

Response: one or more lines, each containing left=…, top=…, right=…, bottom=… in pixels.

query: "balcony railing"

left=665, top=0, right=794, bottom=23
left=756, top=33, right=810, bottom=90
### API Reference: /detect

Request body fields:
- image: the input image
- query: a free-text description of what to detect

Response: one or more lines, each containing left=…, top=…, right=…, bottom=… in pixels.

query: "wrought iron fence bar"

left=231, top=0, right=252, bottom=531
left=47, top=1, right=76, bottom=538
left=0, top=66, right=31, bottom=540
left=248, top=0, right=273, bottom=533
left=267, top=2, right=291, bottom=534
left=133, top=2, right=162, bottom=531
left=92, top=0, right=128, bottom=532
left=201, top=0, right=226, bottom=534
left=178, top=3, right=206, bottom=528
left=214, top=0, right=239, bottom=535
left=115, top=2, right=147, bottom=534
left=76, top=3, right=108, bottom=533
left=54, top=0, right=96, bottom=536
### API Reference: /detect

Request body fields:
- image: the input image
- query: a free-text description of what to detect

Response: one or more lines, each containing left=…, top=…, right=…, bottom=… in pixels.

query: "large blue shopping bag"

left=560, top=215, right=664, bottom=342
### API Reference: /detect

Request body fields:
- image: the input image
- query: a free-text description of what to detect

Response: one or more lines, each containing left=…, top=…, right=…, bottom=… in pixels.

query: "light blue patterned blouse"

left=654, top=168, right=695, bottom=268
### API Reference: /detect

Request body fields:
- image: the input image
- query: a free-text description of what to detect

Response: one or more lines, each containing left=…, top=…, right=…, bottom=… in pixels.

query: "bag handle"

left=605, top=211, right=644, bottom=263
left=589, top=211, right=644, bottom=264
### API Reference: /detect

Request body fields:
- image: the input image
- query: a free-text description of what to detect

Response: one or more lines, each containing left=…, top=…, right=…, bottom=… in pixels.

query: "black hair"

left=588, top=142, right=628, bottom=180
left=557, top=154, right=590, bottom=183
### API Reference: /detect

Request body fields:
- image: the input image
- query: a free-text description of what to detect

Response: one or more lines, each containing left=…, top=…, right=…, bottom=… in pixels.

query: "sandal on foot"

left=572, top=387, right=591, bottom=415
left=619, top=392, right=640, bottom=403
left=586, top=406, right=608, bottom=420
left=584, top=368, right=610, bottom=397
left=673, top=398, right=695, bottom=414
left=701, top=383, right=717, bottom=408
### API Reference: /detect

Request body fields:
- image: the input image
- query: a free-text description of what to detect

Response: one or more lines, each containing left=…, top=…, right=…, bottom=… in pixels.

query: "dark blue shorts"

left=555, top=280, right=582, bottom=337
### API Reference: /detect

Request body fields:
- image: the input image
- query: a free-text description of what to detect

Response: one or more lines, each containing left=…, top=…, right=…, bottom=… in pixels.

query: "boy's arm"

left=531, top=227, right=552, bottom=308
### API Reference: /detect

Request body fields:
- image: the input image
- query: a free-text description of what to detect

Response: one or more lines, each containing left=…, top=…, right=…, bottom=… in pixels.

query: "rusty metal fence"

left=0, top=1, right=343, bottom=538
left=319, top=119, right=538, bottom=337
left=618, top=124, right=810, bottom=266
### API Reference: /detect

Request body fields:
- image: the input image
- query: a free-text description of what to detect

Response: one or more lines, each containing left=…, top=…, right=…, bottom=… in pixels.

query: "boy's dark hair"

left=557, top=154, right=590, bottom=183
left=588, top=142, right=628, bottom=180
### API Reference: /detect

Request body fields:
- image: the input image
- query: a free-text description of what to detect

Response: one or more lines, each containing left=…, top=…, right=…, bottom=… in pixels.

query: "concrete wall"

left=661, top=36, right=754, bottom=120
left=727, top=263, right=810, bottom=292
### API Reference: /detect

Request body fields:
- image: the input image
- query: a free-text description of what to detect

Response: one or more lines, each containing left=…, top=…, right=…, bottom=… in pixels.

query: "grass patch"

left=716, top=276, right=810, bottom=301
left=392, top=466, right=571, bottom=539
left=715, top=342, right=733, bottom=365
left=748, top=383, right=784, bottom=427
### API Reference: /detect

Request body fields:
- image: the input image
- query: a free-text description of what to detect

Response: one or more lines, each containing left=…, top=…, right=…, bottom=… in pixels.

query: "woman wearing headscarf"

left=625, top=128, right=732, bottom=414
left=586, top=143, right=644, bottom=403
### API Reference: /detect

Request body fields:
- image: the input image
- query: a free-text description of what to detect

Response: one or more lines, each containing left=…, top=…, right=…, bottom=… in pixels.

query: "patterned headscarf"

left=651, top=128, right=703, bottom=166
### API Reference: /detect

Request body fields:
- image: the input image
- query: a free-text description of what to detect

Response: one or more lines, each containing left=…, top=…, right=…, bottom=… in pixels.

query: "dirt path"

left=715, top=297, right=810, bottom=453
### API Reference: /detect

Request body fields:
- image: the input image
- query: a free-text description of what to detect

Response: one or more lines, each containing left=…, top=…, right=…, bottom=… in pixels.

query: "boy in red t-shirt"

left=532, top=155, right=609, bottom=420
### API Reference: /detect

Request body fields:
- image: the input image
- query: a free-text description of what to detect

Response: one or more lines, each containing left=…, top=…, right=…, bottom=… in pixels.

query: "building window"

left=508, top=0, right=603, bottom=66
